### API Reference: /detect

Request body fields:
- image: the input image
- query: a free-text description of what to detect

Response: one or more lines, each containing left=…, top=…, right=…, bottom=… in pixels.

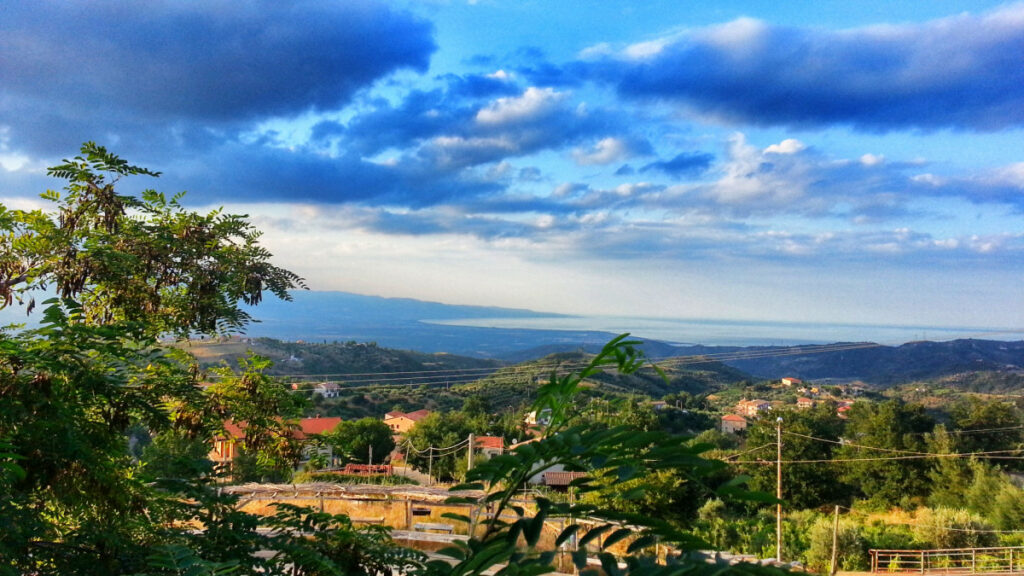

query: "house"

left=721, top=414, right=748, bottom=434
left=525, top=408, right=552, bottom=427
left=837, top=405, right=852, bottom=419
left=475, top=435, right=505, bottom=458
left=781, top=377, right=803, bottom=387
left=736, top=399, right=771, bottom=418
left=797, top=397, right=815, bottom=409
left=383, top=409, right=431, bottom=434
left=314, top=381, right=341, bottom=398
left=209, top=415, right=343, bottom=469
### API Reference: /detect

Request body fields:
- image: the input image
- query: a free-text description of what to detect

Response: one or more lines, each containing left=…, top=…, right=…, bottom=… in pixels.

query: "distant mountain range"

left=717, top=339, right=1024, bottom=385
left=234, top=291, right=1024, bottom=387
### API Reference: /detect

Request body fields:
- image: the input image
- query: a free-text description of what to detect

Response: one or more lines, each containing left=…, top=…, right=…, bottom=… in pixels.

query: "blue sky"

left=2, top=1, right=1024, bottom=333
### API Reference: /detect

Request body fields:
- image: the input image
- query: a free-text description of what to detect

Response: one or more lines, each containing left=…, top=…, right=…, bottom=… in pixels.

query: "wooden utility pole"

left=467, top=433, right=475, bottom=472
left=427, top=447, right=433, bottom=486
left=776, top=416, right=783, bottom=564
left=830, top=505, right=840, bottom=576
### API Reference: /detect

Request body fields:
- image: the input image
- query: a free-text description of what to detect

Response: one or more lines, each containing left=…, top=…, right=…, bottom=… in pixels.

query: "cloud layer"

left=0, top=1, right=435, bottom=154
left=583, top=5, right=1024, bottom=131
left=2, top=1, right=1023, bottom=326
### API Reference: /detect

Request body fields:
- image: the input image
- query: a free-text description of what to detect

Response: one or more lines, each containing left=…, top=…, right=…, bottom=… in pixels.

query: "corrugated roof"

left=542, top=471, right=587, bottom=486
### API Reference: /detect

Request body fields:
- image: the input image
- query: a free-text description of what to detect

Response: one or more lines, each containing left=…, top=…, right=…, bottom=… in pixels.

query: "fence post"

left=920, top=551, right=925, bottom=574
left=971, top=549, right=976, bottom=573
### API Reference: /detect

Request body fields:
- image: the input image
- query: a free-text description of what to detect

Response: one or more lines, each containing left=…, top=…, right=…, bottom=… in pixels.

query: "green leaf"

left=601, top=528, right=634, bottom=550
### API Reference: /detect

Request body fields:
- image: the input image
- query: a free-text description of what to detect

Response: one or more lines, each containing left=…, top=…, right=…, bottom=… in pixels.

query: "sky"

left=2, top=1, right=1024, bottom=334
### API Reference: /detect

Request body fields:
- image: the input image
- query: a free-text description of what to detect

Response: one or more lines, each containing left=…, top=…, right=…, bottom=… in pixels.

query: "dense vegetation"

left=4, top=144, right=1023, bottom=575
left=0, top=144, right=797, bottom=576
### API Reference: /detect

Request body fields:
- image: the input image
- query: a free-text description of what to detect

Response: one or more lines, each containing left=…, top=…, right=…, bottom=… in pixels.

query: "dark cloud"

left=343, top=82, right=633, bottom=176
left=585, top=6, right=1024, bottom=131
left=153, top=142, right=501, bottom=208
left=640, top=151, right=714, bottom=178
left=436, top=73, right=523, bottom=99
left=0, top=1, right=435, bottom=154
left=333, top=89, right=471, bottom=154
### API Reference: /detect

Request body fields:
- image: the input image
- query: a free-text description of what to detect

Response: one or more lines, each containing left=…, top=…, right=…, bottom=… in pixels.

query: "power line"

left=734, top=448, right=1024, bottom=465
left=782, top=430, right=933, bottom=456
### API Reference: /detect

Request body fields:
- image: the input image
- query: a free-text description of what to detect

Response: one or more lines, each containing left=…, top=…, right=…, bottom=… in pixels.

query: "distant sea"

left=2, top=290, right=1019, bottom=355
left=426, top=315, right=1019, bottom=347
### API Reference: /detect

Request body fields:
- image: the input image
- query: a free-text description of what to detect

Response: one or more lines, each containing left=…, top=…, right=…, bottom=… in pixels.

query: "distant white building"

left=314, top=381, right=341, bottom=398
left=525, top=408, right=552, bottom=427
left=736, top=399, right=771, bottom=417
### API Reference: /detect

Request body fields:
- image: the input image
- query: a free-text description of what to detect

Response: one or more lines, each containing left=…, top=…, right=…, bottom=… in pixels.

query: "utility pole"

left=830, top=505, right=840, bottom=576
left=369, top=445, right=373, bottom=467
left=776, top=416, right=783, bottom=564
left=467, top=432, right=475, bottom=472
left=427, top=447, right=433, bottom=486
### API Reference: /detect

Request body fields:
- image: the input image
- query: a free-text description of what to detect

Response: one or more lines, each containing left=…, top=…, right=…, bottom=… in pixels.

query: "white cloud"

left=578, top=42, right=614, bottom=60
left=706, top=133, right=809, bottom=205
left=912, top=173, right=945, bottom=186
left=698, top=17, right=769, bottom=55
left=860, top=153, right=885, bottom=166
left=764, top=138, right=806, bottom=155
left=989, top=162, right=1024, bottom=187
left=571, top=137, right=631, bottom=165
left=623, top=37, right=674, bottom=60
left=475, top=87, right=566, bottom=125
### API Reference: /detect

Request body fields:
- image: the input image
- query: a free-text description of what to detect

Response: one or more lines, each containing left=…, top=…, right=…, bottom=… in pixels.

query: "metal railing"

left=871, top=547, right=1024, bottom=574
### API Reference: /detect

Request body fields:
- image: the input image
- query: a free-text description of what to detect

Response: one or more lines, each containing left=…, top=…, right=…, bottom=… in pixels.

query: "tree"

left=0, top=144, right=415, bottom=575
left=325, top=418, right=395, bottom=465
left=949, top=396, right=1023, bottom=465
left=837, top=400, right=934, bottom=505
left=403, top=412, right=475, bottom=481
left=740, top=404, right=848, bottom=509
left=422, top=335, right=791, bottom=576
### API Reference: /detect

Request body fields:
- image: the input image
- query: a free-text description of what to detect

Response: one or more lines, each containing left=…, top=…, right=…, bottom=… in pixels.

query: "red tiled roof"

left=384, top=409, right=431, bottom=421
left=219, top=416, right=342, bottom=440
left=405, top=409, right=431, bottom=421
left=722, top=414, right=747, bottom=422
left=222, top=419, right=246, bottom=439
left=297, top=416, right=343, bottom=437
left=475, top=436, right=504, bottom=450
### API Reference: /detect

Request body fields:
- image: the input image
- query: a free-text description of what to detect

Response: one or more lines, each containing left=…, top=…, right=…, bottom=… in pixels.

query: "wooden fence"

left=871, top=547, right=1024, bottom=574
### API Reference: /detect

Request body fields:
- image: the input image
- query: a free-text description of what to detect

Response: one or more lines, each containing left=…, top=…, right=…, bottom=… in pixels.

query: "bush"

left=803, top=515, right=867, bottom=572
left=912, top=507, right=998, bottom=549
left=860, top=520, right=916, bottom=551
